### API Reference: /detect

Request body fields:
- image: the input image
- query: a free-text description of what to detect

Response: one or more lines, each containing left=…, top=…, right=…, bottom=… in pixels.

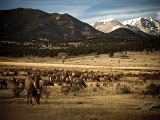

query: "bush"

left=146, top=83, right=160, bottom=95
left=92, top=87, right=98, bottom=92
left=109, top=51, right=114, bottom=58
left=116, top=84, right=131, bottom=94
left=57, top=52, right=68, bottom=59
left=95, top=83, right=100, bottom=87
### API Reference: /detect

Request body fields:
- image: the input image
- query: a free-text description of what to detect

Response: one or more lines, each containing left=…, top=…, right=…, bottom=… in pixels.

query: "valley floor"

left=0, top=51, right=160, bottom=120
left=0, top=51, right=160, bottom=68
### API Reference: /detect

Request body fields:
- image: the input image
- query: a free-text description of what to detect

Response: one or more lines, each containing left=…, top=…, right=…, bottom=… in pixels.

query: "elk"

left=25, top=74, right=42, bottom=104
left=61, top=86, right=71, bottom=95
left=0, top=79, right=7, bottom=89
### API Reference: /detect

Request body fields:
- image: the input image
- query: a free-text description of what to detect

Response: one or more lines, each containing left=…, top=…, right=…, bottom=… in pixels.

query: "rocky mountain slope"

left=0, top=8, right=103, bottom=41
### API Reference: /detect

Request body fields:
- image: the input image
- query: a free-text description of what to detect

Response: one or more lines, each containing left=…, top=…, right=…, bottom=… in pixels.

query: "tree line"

left=0, top=38, right=160, bottom=57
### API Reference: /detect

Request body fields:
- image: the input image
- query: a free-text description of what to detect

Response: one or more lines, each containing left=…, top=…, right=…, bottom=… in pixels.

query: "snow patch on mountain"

left=121, top=17, right=142, bottom=26
left=98, top=18, right=117, bottom=23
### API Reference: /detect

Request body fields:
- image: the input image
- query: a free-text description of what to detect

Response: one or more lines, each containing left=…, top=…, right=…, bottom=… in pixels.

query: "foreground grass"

left=1, top=105, right=160, bottom=120
left=0, top=94, right=160, bottom=120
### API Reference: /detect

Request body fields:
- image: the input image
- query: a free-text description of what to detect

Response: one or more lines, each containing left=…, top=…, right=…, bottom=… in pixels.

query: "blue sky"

left=0, top=0, right=160, bottom=24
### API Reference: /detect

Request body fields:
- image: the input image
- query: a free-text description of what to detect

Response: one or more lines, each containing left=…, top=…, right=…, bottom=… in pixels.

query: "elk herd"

left=0, top=68, right=122, bottom=104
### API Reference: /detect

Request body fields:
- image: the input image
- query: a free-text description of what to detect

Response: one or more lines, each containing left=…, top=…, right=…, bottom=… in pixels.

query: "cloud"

left=156, top=11, right=160, bottom=21
left=80, top=6, right=160, bottom=24
left=0, top=0, right=159, bottom=24
left=47, top=5, right=90, bottom=17
left=83, top=10, right=159, bottom=24
left=77, top=0, right=160, bottom=24
left=0, top=0, right=100, bottom=7
left=0, top=0, right=95, bottom=17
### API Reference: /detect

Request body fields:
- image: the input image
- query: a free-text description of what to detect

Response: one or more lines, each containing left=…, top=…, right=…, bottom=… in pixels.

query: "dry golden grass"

left=0, top=93, right=160, bottom=120
left=0, top=51, right=160, bottom=68
left=0, top=52, right=160, bottom=120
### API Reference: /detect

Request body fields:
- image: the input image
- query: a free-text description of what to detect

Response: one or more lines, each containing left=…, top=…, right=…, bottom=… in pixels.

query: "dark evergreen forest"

left=0, top=38, right=159, bottom=57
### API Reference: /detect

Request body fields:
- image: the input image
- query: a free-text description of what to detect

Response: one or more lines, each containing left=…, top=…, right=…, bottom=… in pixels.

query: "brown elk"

left=42, top=80, right=54, bottom=90
left=61, top=86, right=71, bottom=95
left=25, top=74, right=42, bottom=104
left=70, top=77, right=87, bottom=91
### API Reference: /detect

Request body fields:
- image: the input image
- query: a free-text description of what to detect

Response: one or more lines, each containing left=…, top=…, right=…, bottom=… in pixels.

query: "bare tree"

left=62, top=55, right=66, bottom=64
left=118, top=58, right=121, bottom=67
left=57, top=52, right=68, bottom=64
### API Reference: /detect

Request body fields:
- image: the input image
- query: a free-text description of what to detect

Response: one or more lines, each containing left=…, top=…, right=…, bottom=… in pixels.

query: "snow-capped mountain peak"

left=121, top=17, right=160, bottom=35
left=93, top=17, right=160, bottom=36
left=93, top=18, right=123, bottom=33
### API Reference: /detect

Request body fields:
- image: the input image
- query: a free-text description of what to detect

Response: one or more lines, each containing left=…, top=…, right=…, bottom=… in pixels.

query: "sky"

left=0, top=0, right=160, bottom=24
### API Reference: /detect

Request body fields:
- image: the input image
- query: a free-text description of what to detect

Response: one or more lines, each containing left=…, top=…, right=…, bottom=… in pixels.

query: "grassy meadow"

left=0, top=51, right=160, bottom=120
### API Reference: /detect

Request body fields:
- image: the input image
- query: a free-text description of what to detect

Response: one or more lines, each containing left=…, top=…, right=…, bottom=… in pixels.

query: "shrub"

left=95, top=83, right=100, bottom=87
left=116, top=84, right=131, bottom=94
left=57, top=52, right=68, bottom=59
left=109, top=51, right=114, bottom=58
left=146, top=83, right=160, bottom=95
left=92, top=87, right=98, bottom=92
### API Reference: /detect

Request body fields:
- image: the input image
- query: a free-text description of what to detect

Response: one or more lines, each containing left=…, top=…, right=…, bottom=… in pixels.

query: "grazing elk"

left=25, top=74, right=42, bottom=104
left=10, top=78, right=26, bottom=97
left=70, top=77, right=87, bottom=92
left=92, top=75, right=100, bottom=82
left=0, top=79, right=7, bottom=89
left=10, top=77, right=18, bottom=86
left=61, top=86, right=71, bottom=95
left=41, top=80, right=54, bottom=90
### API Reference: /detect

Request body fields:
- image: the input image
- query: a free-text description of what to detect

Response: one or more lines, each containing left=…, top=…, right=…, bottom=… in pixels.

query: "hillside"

left=107, top=28, right=144, bottom=39
left=98, top=28, right=145, bottom=40
left=1, top=8, right=160, bottom=57
left=0, top=8, right=103, bottom=41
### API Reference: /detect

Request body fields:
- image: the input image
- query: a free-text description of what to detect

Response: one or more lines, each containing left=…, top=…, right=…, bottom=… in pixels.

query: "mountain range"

left=0, top=8, right=103, bottom=41
left=93, top=17, right=160, bottom=37
left=0, top=8, right=159, bottom=42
